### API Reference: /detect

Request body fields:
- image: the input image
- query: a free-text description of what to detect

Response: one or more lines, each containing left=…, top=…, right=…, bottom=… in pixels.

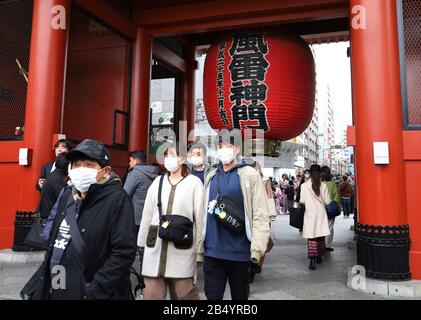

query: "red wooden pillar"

left=129, top=27, right=152, bottom=153
left=179, top=46, right=197, bottom=144
left=350, top=0, right=410, bottom=279
left=18, top=0, right=70, bottom=212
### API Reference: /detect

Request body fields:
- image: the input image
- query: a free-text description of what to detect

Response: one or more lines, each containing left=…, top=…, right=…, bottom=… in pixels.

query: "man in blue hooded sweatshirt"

left=196, top=129, right=270, bottom=300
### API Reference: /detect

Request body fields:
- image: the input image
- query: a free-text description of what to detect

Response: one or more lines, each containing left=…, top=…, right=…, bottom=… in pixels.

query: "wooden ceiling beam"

left=74, top=0, right=137, bottom=40
left=152, top=40, right=187, bottom=73
left=134, top=0, right=349, bottom=36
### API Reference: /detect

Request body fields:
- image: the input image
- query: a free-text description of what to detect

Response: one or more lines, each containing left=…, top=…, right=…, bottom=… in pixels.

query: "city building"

left=317, top=84, right=336, bottom=167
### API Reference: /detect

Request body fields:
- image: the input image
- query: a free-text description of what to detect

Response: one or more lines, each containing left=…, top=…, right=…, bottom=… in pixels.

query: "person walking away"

left=295, top=170, right=310, bottom=233
left=321, top=166, right=341, bottom=252
left=290, top=176, right=297, bottom=190
left=339, top=176, right=354, bottom=218
left=299, top=165, right=331, bottom=270
left=285, top=180, right=295, bottom=213
left=196, top=129, right=270, bottom=300
left=137, top=143, right=203, bottom=300
left=22, top=139, right=137, bottom=300
left=187, top=142, right=211, bottom=184
left=346, top=172, right=356, bottom=215
left=124, top=150, right=159, bottom=295
left=36, top=139, right=73, bottom=191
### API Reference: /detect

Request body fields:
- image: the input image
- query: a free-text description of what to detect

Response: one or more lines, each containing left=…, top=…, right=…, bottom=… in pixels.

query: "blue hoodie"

left=204, top=161, right=251, bottom=262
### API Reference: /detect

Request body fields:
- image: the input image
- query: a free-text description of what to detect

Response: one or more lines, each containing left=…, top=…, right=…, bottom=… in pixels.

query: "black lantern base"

left=354, top=223, right=411, bottom=281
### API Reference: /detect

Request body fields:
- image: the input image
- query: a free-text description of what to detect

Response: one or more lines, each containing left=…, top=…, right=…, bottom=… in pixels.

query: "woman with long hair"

left=138, top=143, right=204, bottom=299
left=299, top=165, right=332, bottom=270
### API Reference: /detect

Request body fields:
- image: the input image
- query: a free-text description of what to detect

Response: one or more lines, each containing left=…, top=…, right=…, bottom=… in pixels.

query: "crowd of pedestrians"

left=268, top=166, right=355, bottom=270
left=22, top=132, right=355, bottom=300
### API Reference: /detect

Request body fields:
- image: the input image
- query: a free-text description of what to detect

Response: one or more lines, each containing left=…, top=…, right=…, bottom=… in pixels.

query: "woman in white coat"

left=137, top=143, right=204, bottom=299
left=299, top=164, right=332, bottom=270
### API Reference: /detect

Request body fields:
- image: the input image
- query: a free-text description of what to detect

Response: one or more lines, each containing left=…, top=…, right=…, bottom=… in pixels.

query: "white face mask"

left=189, top=156, right=204, bottom=167
left=164, top=156, right=181, bottom=173
left=68, top=167, right=99, bottom=192
left=217, top=148, right=235, bottom=165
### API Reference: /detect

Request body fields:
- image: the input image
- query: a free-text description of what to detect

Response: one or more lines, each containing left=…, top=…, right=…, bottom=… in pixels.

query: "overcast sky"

left=196, top=41, right=353, bottom=144
left=311, top=42, right=353, bottom=144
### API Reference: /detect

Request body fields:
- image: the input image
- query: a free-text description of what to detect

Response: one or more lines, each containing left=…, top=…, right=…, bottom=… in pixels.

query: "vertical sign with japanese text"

left=228, top=31, right=270, bottom=132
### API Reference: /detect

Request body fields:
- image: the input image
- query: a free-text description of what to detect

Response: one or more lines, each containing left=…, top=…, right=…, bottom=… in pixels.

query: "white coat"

left=138, top=174, right=204, bottom=278
left=299, top=180, right=331, bottom=239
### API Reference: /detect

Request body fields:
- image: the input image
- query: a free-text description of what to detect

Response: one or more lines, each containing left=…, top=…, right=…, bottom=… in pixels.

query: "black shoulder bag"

left=212, top=171, right=245, bottom=234
left=157, top=175, right=194, bottom=249
left=65, top=198, right=96, bottom=280
left=20, top=193, right=82, bottom=300
left=23, top=211, right=48, bottom=251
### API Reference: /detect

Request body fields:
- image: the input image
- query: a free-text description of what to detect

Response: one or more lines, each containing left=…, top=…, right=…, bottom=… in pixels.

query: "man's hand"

left=248, top=261, right=260, bottom=284
left=38, top=179, right=46, bottom=189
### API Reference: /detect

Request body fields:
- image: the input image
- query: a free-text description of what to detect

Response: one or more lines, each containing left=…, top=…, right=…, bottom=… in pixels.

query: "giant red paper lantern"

left=203, top=31, right=315, bottom=141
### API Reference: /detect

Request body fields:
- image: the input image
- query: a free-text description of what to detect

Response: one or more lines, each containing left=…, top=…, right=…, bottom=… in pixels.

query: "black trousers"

left=135, top=225, right=145, bottom=290
left=203, top=256, right=250, bottom=300
left=350, top=194, right=355, bottom=214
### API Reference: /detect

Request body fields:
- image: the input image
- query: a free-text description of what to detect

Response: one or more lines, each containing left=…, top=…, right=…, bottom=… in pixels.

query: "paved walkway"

left=196, top=214, right=389, bottom=300
left=0, top=214, right=416, bottom=300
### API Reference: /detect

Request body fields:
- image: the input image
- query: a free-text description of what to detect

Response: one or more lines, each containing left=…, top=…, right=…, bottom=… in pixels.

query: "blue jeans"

left=341, top=198, right=351, bottom=216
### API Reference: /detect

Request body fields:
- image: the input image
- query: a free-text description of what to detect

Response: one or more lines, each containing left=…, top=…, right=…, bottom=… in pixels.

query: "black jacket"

left=285, top=185, right=295, bottom=201
left=38, top=168, right=67, bottom=218
left=38, top=175, right=137, bottom=300
left=36, top=162, right=54, bottom=192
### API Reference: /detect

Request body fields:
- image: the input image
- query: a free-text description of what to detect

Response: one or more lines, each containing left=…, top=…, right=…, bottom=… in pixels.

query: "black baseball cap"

left=65, top=139, right=111, bottom=167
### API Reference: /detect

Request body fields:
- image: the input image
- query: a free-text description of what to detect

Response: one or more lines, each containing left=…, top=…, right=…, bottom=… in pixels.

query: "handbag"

left=289, top=203, right=304, bottom=230
left=41, top=187, right=66, bottom=243
left=326, top=201, right=340, bottom=219
left=266, top=232, right=275, bottom=253
left=23, top=213, right=48, bottom=251
left=157, top=175, right=194, bottom=249
left=212, top=172, right=245, bottom=234
left=20, top=261, right=49, bottom=300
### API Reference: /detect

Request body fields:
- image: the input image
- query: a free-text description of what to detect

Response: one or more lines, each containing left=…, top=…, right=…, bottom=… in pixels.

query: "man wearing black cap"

left=23, top=139, right=137, bottom=300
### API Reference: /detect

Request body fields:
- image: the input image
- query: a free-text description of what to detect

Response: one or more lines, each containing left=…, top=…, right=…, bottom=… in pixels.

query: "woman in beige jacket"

left=299, top=164, right=331, bottom=270
left=137, top=143, right=204, bottom=300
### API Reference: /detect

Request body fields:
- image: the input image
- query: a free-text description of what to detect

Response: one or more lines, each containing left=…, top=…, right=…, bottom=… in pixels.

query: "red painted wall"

left=63, top=7, right=130, bottom=146
left=0, top=142, right=25, bottom=248
left=62, top=7, right=131, bottom=178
